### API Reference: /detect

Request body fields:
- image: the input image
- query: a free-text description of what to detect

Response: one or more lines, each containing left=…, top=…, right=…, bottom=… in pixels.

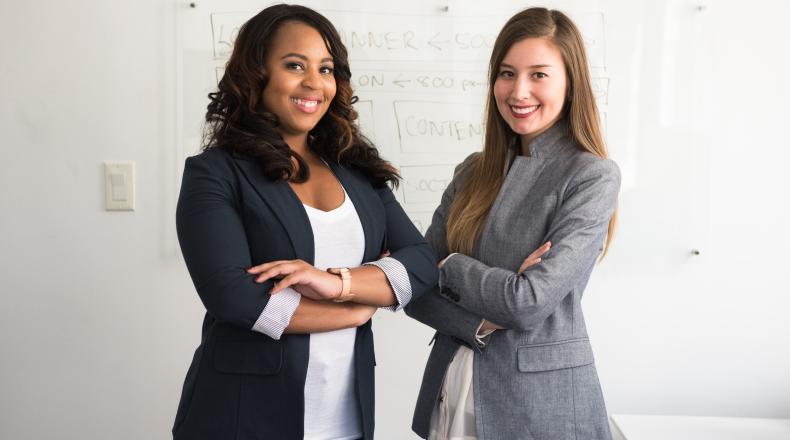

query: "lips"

left=510, top=104, right=539, bottom=119
left=290, top=97, right=322, bottom=114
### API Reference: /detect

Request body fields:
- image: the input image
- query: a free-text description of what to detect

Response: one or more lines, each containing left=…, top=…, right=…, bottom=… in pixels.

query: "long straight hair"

left=446, top=7, right=617, bottom=256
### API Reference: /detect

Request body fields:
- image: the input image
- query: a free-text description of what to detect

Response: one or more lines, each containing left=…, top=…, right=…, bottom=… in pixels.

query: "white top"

left=429, top=345, right=477, bottom=440
left=250, top=182, right=416, bottom=438
left=429, top=256, right=493, bottom=440
left=301, top=190, right=365, bottom=440
left=429, top=328, right=493, bottom=440
left=252, top=192, right=414, bottom=341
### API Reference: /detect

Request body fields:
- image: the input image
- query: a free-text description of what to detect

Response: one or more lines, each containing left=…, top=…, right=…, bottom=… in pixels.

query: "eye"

left=532, top=72, right=548, bottom=79
left=498, top=69, right=514, bottom=78
left=285, top=62, right=304, bottom=71
left=320, top=65, right=335, bottom=75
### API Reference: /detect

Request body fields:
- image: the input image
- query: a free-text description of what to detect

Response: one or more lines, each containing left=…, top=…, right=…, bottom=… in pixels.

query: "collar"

left=514, top=120, right=574, bottom=159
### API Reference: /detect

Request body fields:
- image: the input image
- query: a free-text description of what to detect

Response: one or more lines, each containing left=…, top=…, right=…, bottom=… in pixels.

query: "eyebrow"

left=280, top=53, right=334, bottom=63
left=499, top=62, right=553, bottom=69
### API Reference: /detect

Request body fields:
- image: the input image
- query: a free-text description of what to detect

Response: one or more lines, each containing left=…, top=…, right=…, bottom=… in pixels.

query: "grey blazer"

left=405, top=122, right=620, bottom=440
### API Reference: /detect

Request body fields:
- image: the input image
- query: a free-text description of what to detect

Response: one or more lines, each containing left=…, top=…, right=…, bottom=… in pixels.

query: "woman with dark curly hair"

left=172, top=5, right=438, bottom=439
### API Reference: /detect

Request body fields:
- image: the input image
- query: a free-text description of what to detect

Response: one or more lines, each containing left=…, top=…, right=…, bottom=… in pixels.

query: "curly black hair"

left=203, top=4, right=398, bottom=187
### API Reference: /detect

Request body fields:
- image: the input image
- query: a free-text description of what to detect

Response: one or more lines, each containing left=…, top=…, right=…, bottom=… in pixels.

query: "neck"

left=519, top=135, right=535, bottom=156
left=282, top=133, right=310, bottom=157
left=519, top=119, right=563, bottom=156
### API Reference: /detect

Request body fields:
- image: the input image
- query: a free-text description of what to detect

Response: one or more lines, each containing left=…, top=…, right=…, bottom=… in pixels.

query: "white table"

left=611, top=414, right=790, bottom=440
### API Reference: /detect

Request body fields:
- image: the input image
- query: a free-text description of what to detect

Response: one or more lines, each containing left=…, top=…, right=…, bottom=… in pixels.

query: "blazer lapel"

left=328, top=163, right=379, bottom=263
left=478, top=155, right=547, bottom=260
left=232, top=156, right=315, bottom=264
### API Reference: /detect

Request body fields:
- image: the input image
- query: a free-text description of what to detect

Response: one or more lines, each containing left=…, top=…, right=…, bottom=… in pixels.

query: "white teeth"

left=511, top=105, right=538, bottom=114
left=292, top=98, right=318, bottom=108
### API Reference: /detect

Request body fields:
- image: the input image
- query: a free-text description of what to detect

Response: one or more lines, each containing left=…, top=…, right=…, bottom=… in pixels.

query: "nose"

left=511, top=74, right=531, bottom=101
left=301, top=68, right=321, bottom=90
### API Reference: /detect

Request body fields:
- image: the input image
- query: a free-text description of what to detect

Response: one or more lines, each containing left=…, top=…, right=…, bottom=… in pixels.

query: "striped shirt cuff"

left=252, top=287, right=301, bottom=340
left=364, top=256, right=412, bottom=312
left=475, top=319, right=496, bottom=347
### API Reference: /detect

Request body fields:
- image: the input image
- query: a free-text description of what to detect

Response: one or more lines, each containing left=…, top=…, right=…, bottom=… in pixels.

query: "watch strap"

left=327, top=267, right=354, bottom=302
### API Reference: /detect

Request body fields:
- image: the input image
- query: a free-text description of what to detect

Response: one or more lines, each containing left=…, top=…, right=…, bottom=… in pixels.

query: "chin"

left=510, top=124, right=536, bottom=136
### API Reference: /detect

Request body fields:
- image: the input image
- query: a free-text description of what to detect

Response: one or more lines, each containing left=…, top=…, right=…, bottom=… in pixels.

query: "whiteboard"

left=176, top=0, right=669, bottom=234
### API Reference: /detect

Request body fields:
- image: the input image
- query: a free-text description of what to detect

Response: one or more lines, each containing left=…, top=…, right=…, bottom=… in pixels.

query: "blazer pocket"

left=213, top=338, right=283, bottom=375
left=517, top=338, right=594, bottom=372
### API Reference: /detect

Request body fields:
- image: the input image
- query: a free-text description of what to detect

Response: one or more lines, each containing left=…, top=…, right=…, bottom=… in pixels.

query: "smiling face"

left=493, top=37, right=568, bottom=151
left=261, top=21, right=336, bottom=147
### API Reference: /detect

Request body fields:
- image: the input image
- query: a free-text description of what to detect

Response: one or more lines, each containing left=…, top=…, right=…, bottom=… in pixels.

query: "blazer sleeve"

left=439, top=158, right=621, bottom=331
left=374, top=185, right=439, bottom=305
left=176, top=154, right=274, bottom=330
left=405, top=156, right=491, bottom=349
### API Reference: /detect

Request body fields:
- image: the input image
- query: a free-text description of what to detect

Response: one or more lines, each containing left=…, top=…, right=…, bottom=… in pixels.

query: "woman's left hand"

left=518, top=241, right=551, bottom=274
left=437, top=253, right=455, bottom=268
left=247, top=260, right=342, bottom=301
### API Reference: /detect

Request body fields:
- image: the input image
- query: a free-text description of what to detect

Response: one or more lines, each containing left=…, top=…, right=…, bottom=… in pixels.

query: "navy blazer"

left=172, top=148, right=438, bottom=440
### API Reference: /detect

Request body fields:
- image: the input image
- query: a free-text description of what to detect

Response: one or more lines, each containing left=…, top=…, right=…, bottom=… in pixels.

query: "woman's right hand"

left=248, top=259, right=343, bottom=300
left=518, top=241, right=551, bottom=274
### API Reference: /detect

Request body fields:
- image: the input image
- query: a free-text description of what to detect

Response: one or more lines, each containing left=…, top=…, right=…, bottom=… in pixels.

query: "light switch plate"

left=104, top=161, right=135, bottom=211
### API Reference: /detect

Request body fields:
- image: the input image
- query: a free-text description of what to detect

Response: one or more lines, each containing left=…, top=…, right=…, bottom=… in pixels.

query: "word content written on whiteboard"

left=178, top=1, right=612, bottom=233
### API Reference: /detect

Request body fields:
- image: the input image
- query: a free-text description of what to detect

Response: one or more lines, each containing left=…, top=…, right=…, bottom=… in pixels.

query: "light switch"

left=110, top=174, right=126, bottom=201
left=105, top=161, right=135, bottom=211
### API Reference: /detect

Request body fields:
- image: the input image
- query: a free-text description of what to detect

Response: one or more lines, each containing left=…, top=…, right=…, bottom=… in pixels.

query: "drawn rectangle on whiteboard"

left=394, top=101, right=484, bottom=154
left=354, top=100, right=375, bottom=142
left=400, top=164, right=455, bottom=205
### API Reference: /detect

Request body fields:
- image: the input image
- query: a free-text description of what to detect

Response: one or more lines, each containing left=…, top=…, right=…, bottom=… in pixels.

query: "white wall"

left=588, top=0, right=790, bottom=419
left=0, top=1, right=788, bottom=440
left=0, top=1, right=195, bottom=438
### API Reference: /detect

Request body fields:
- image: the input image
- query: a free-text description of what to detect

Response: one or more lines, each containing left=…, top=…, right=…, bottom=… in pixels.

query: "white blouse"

left=429, top=345, right=477, bottom=440
left=301, top=191, right=365, bottom=440
left=429, top=312, right=494, bottom=440
left=251, top=183, right=415, bottom=439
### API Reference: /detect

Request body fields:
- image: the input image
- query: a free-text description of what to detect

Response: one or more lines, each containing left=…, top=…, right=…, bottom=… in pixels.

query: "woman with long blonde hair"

left=406, top=7, right=619, bottom=439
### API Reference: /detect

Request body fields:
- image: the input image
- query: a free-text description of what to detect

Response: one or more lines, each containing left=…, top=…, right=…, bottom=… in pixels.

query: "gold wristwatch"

left=327, top=267, right=354, bottom=302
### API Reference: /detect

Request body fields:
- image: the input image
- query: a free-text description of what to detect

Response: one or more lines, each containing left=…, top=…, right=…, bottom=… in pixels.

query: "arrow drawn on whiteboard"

left=428, top=33, right=450, bottom=51
left=393, top=75, right=411, bottom=88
